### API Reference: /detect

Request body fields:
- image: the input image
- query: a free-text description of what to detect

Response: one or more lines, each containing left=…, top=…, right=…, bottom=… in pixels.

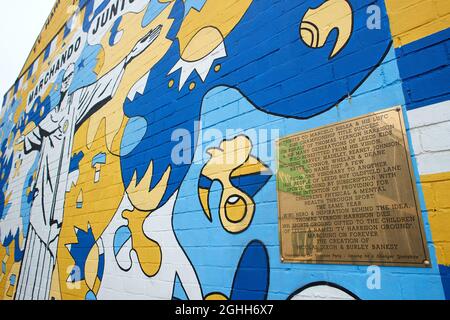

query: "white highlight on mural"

left=97, top=192, right=203, bottom=300
left=407, top=100, right=450, bottom=175
left=66, top=170, right=80, bottom=192
left=127, top=71, right=150, bottom=101
left=168, top=42, right=227, bottom=91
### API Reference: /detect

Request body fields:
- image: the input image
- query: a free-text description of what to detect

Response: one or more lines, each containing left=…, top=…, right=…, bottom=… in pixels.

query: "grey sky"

left=0, top=0, right=56, bottom=101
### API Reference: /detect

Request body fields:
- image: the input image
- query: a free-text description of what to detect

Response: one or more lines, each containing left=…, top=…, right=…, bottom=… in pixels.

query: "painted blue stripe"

left=396, top=28, right=450, bottom=110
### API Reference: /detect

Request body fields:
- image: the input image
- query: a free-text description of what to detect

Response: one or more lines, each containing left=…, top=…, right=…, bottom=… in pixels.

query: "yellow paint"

left=4, top=192, right=12, bottom=207
left=94, top=49, right=105, bottom=76
left=225, top=196, right=247, bottom=223
left=122, top=209, right=162, bottom=277
left=0, top=248, right=7, bottom=288
left=0, top=240, right=21, bottom=301
left=76, top=189, right=83, bottom=208
left=86, top=3, right=176, bottom=153
left=300, top=0, right=353, bottom=58
left=58, top=119, right=125, bottom=300
left=385, top=0, right=450, bottom=47
left=3, top=263, right=20, bottom=300
left=85, top=244, right=100, bottom=290
left=126, top=162, right=172, bottom=212
left=92, top=277, right=101, bottom=294
left=13, top=131, right=24, bottom=154
left=200, top=136, right=257, bottom=234
left=232, top=156, right=271, bottom=177
left=177, top=0, right=253, bottom=55
left=49, top=261, right=62, bottom=300
left=181, top=27, right=224, bottom=62
left=421, top=171, right=450, bottom=266
left=199, top=187, right=211, bottom=220
left=205, top=293, right=229, bottom=300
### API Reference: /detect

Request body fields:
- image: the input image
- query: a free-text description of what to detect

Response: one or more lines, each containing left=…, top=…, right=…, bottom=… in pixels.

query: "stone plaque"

left=277, top=107, right=430, bottom=267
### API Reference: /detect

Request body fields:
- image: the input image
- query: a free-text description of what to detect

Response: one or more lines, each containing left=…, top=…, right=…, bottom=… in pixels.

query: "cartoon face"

left=61, top=64, right=75, bottom=93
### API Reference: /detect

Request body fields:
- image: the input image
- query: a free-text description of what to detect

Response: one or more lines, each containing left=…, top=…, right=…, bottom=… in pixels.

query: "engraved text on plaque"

left=277, top=108, right=430, bottom=267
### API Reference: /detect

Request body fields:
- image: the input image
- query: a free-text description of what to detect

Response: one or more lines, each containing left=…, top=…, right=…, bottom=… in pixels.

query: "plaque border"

left=276, top=106, right=431, bottom=267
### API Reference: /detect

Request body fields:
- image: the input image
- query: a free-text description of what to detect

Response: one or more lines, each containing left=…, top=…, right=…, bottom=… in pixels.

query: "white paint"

left=407, top=101, right=450, bottom=129
left=97, top=192, right=203, bottom=300
left=0, top=149, right=38, bottom=248
left=17, top=60, right=128, bottom=300
left=94, top=170, right=101, bottom=183
left=127, top=71, right=150, bottom=101
left=289, top=285, right=356, bottom=300
left=414, top=151, right=450, bottom=176
left=66, top=170, right=80, bottom=192
left=169, top=42, right=227, bottom=91
left=407, top=100, right=450, bottom=175
left=115, top=237, right=133, bottom=271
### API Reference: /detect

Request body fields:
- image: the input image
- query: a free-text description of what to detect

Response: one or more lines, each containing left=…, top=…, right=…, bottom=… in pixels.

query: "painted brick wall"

left=387, top=0, right=450, bottom=300
left=0, top=0, right=449, bottom=300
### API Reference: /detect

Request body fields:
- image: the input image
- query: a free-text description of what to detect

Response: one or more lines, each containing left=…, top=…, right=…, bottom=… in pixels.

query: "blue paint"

left=85, top=291, right=97, bottom=300
left=121, top=0, right=391, bottom=214
left=231, top=240, right=269, bottom=300
left=0, top=0, right=446, bottom=301
left=63, top=21, right=71, bottom=39
left=172, top=273, right=189, bottom=300
left=396, top=28, right=450, bottom=110
left=439, top=265, right=450, bottom=300
left=113, top=226, right=131, bottom=257
left=98, top=253, right=105, bottom=281
left=9, top=274, right=16, bottom=286
left=142, top=0, right=169, bottom=27
left=92, top=153, right=107, bottom=166
left=173, top=45, right=446, bottom=299
left=184, top=0, right=207, bottom=16
left=109, top=17, right=123, bottom=46
left=198, top=175, right=213, bottom=190
left=230, top=173, right=272, bottom=198
left=27, top=67, right=33, bottom=80
left=81, top=0, right=111, bottom=33
left=120, top=117, right=147, bottom=157
left=44, top=43, right=52, bottom=62
left=70, top=152, right=85, bottom=173
left=67, top=226, right=97, bottom=281
left=69, top=45, right=103, bottom=95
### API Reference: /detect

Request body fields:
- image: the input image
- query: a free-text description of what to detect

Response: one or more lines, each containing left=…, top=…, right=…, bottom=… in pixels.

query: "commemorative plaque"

left=277, top=107, right=430, bottom=267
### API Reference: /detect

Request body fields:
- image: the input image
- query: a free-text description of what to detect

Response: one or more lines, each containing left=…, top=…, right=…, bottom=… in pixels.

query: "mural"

left=0, top=0, right=448, bottom=300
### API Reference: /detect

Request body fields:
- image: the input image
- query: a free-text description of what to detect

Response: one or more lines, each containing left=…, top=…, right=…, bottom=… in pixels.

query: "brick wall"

left=0, top=0, right=449, bottom=300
